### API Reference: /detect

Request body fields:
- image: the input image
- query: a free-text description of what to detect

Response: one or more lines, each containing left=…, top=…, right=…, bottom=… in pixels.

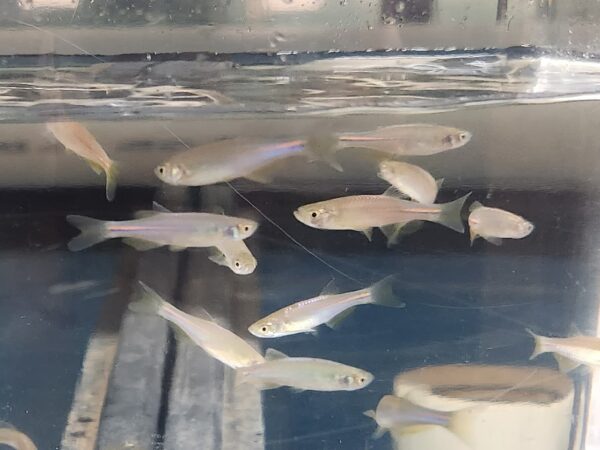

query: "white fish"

left=47, top=121, right=118, bottom=201
left=468, top=202, right=534, bottom=245
left=0, top=422, right=37, bottom=450
left=338, top=124, right=472, bottom=156
left=377, top=160, right=442, bottom=204
left=364, top=395, right=472, bottom=441
left=293, top=188, right=471, bottom=245
left=208, top=239, right=257, bottom=275
left=248, top=276, right=403, bottom=338
left=129, top=283, right=265, bottom=369
left=528, top=329, right=600, bottom=372
left=236, top=348, right=373, bottom=392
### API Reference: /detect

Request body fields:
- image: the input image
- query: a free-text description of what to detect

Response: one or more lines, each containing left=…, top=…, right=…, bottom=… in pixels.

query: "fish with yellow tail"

left=468, top=202, right=534, bottom=245
left=236, top=348, right=373, bottom=392
left=293, top=188, right=471, bottom=245
left=47, top=121, right=118, bottom=201
left=129, top=282, right=264, bottom=369
left=0, top=422, right=37, bottom=450
left=209, top=239, right=257, bottom=275
left=364, top=395, right=473, bottom=442
left=527, top=328, right=600, bottom=373
left=248, top=275, right=403, bottom=338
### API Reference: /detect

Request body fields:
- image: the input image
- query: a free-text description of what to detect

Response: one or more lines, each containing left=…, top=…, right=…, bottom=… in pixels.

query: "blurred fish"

left=338, top=124, right=472, bottom=156
left=0, top=421, right=37, bottom=450
left=293, top=188, right=471, bottom=245
left=209, top=239, right=257, bottom=275
left=364, top=395, right=472, bottom=441
left=378, top=160, right=442, bottom=204
left=129, top=282, right=265, bottom=369
left=468, top=202, right=534, bottom=245
left=47, top=121, right=118, bottom=201
left=249, top=275, right=403, bottom=338
left=155, top=136, right=340, bottom=186
left=66, top=206, right=257, bottom=251
left=528, top=329, right=600, bottom=372
left=236, top=348, right=373, bottom=392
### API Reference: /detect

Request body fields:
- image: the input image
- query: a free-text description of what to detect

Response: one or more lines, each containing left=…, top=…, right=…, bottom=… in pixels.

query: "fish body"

left=66, top=211, right=258, bottom=251
left=528, top=329, right=600, bottom=371
left=338, top=124, right=472, bottom=156
left=130, top=283, right=265, bottom=369
left=0, top=422, right=37, bottom=450
left=209, top=239, right=257, bottom=275
left=249, top=276, right=403, bottom=337
left=237, top=348, right=373, bottom=391
left=378, top=160, right=440, bottom=204
left=468, top=202, right=534, bottom=245
left=47, top=121, right=118, bottom=201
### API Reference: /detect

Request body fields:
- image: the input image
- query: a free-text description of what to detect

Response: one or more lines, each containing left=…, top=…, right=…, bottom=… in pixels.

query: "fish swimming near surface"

left=364, top=395, right=473, bottom=441
left=155, top=136, right=341, bottom=186
left=208, top=239, right=257, bottom=275
left=337, top=124, right=472, bottom=156
left=528, top=328, right=600, bottom=373
left=248, top=275, right=404, bottom=338
left=0, top=422, right=37, bottom=450
left=47, top=121, right=118, bottom=201
left=293, top=188, right=471, bottom=246
left=129, top=282, right=265, bottom=369
left=468, top=202, right=534, bottom=245
left=236, top=348, right=373, bottom=392
left=65, top=204, right=258, bottom=251
left=377, top=160, right=442, bottom=205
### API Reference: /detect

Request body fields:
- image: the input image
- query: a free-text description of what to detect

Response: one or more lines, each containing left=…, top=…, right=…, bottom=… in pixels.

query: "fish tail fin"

left=526, top=328, right=546, bottom=360
left=105, top=161, right=119, bottom=201
left=370, top=275, right=405, bottom=308
left=305, top=134, right=343, bottom=172
left=128, top=282, right=164, bottom=315
left=437, top=192, right=472, bottom=233
left=66, top=215, right=108, bottom=251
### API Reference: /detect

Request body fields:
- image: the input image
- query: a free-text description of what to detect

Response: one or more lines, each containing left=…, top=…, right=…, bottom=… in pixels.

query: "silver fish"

left=130, top=283, right=265, bottom=369
left=338, top=124, right=472, bottom=156
left=528, top=329, right=600, bottom=372
left=0, top=422, right=37, bottom=450
left=47, top=121, right=118, bottom=201
left=208, top=239, right=257, bottom=275
left=66, top=209, right=257, bottom=251
left=378, top=160, right=442, bottom=204
left=293, top=188, right=471, bottom=245
left=468, top=202, right=534, bottom=245
left=364, top=395, right=471, bottom=440
left=236, top=348, right=373, bottom=392
left=155, top=137, right=340, bottom=186
left=248, top=276, right=403, bottom=338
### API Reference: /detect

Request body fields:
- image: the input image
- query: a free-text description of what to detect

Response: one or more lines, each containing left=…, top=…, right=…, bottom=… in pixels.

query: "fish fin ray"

left=66, top=215, right=108, bottom=251
left=382, top=186, right=407, bottom=199
left=265, top=348, right=288, bottom=360
left=326, top=307, right=356, bottom=329
left=437, top=192, right=472, bottom=233
left=320, top=279, right=340, bottom=295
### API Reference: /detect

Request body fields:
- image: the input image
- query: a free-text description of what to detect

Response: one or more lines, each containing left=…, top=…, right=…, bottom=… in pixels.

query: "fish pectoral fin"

left=122, top=237, right=163, bottom=251
left=435, top=178, right=445, bottom=190
left=380, top=222, right=412, bottom=247
left=469, top=228, right=479, bottom=246
left=169, top=245, right=187, bottom=252
left=320, top=279, right=340, bottom=296
left=152, top=201, right=172, bottom=213
left=169, top=323, right=192, bottom=344
left=554, top=354, right=581, bottom=373
left=265, top=348, right=289, bottom=360
left=245, top=166, right=275, bottom=184
left=482, top=235, right=503, bottom=246
left=360, top=228, right=374, bottom=241
left=371, top=426, right=387, bottom=439
left=469, top=201, right=483, bottom=213
left=252, top=381, right=281, bottom=391
left=208, top=248, right=227, bottom=267
left=326, top=307, right=356, bottom=330
left=308, top=328, right=319, bottom=336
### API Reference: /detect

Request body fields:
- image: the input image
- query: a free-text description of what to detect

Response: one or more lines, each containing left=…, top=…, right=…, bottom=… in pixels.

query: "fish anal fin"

left=483, top=235, right=503, bottom=246
left=326, top=307, right=356, bottom=330
left=382, top=186, right=406, bottom=199
left=320, top=279, right=339, bottom=296
left=554, top=354, right=580, bottom=373
left=290, top=387, right=306, bottom=393
left=134, top=210, right=159, bottom=219
left=245, top=166, right=275, bottom=184
left=169, top=245, right=187, bottom=252
left=380, top=222, right=411, bottom=247
left=360, top=228, right=374, bottom=241
left=122, top=237, right=163, bottom=251
left=372, top=427, right=387, bottom=439
left=152, top=201, right=172, bottom=213
left=86, top=159, right=104, bottom=175
left=265, top=348, right=288, bottom=360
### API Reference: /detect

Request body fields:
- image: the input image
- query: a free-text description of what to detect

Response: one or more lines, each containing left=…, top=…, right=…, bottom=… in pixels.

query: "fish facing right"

left=468, top=202, right=534, bottom=245
left=378, top=160, right=442, bottom=204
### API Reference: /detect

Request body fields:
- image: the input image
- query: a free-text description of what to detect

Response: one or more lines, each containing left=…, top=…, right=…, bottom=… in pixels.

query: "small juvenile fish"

left=293, top=188, right=471, bottom=245
left=236, top=348, right=373, bottom=392
left=364, top=395, right=472, bottom=440
left=338, top=124, right=472, bottom=156
left=528, top=329, right=600, bottom=372
left=130, top=282, right=265, bottom=369
left=378, top=160, right=442, bottom=204
left=249, top=276, right=403, bottom=338
left=66, top=207, right=257, bottom=251
left=468, top=202, right=534, bottom=245
left=0, top=422, right=37, bottom=450
left=47, top=121, right=118, bottom=201
left=208, top=239, right=257, bottom=275
left=155, top=137, right=340, bottom=186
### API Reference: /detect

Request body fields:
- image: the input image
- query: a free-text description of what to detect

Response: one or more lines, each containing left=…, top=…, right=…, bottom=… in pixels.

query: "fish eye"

left=311, top=211, right=318, bottom=218
left=261, top=326, right=268, bottom=332
left=158, top=166, right=165, bottom=174
left=244, top=225, right=250, bottom=232
left=460, top=133, right=468, bottom=140
left=234, top=261, right=241, bottom=268
left=359, top=377, right=366, bottom=383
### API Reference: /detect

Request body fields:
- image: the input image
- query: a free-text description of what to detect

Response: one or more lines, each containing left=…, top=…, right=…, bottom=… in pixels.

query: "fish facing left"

left=236, top=348, right=374, bottom=392
left=528, top=328, right=600, bottom=373
left=47, top=121, right=118, bottom=201
left=208, top=239, right=257, bottom=275
left=0, top=421, right=37, bottom=450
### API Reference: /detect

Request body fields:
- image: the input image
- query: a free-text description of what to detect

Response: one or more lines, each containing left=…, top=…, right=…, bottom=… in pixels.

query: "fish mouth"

left=293, top=210, right=302, bottom=222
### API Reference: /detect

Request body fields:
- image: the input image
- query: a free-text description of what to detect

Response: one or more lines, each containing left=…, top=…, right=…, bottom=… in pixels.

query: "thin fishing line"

left=161, top=124, right=363, bottom=285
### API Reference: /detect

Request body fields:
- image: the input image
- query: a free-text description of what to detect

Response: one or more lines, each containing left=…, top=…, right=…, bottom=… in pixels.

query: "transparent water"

left=1, top=45, right=600, bottom=450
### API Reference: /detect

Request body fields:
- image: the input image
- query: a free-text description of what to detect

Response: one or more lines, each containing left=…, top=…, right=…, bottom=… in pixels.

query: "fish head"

left=377, top=160, right=406, bottom=182
left=337, top=369, right=374, bottom=391
left=248, top=318, right=285, bottom=338
left=293, top=203, right=337, bottom=229
left=224, top=219, right=259, bottom=240
left=155, top=162, right=186, bottom=185
left=441, top=128, right=472, bottom=150
left=517, top=218, right=535, bottom=237
left=229, top=251, right=257, bottom=275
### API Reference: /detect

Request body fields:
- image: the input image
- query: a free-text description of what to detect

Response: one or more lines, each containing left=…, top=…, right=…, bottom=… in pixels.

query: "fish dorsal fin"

left=382, top=186, right=407, bottom=200
left=436, top=178, right=444, bottom=189
left=134, top=210, right=159, bottom=219
left=360, top=228, right=373, bottom=241
left=265, top=348, right=288, bottom=360
left=194, top=306, right=215, bottom=322
left=326, top=306, right=356, bottom=330
left=122, top=237, right=163, bottom=250
left=320, top=279, right=340, bottom=296
left=483, top=235, right=503, bottom=246
left=208, top=205, right=226, bottom=215
left=469, top=201, right=483, bottom=212
left=152, top=201, right=172, bottom=213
